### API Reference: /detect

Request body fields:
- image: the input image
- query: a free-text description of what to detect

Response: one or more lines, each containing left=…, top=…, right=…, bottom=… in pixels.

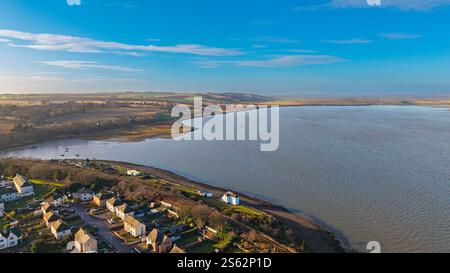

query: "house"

left=41, top=202, right=58, bottom=215
left=13, top=174, right=34, bottom=197
left=106, top=197, right=123, bottom=214
left=0, top=228, right=21, bottom=250
left=160, top=201, right=173, bottom=209
left=116, top=203, right=135, bottom=220
left=50, top=220, right=72, bottom=240
left=46, top=193, right=65, bottom=206
left=126, top=169, right=142, bottom=176
left=146, top=228, right=173, bottom=253
left=73, top=189, right=95, bottom=202
left=43, top=211, right=60, bottom=228
left=222, top=191, right=240, bottom=205
left=170, top=245, right=186, bottom=253
left=0, top=176, right=10, bottom=187
left=0, top=187, right=19, bottom=202
left=73, top=228, right=97, bottom=253
left=198, top=190, right=213, bottom=198
left=93, top=192, right=113, bottom=207
left=0, top=202, right=4, bottom=217
left=124, top=216, right=146, bottom=237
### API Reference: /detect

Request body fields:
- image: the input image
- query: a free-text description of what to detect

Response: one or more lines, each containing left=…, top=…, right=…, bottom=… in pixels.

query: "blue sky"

left=0, top=0, right=450, bottom=96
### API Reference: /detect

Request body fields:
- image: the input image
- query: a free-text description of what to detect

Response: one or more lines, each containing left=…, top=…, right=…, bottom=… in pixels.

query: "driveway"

left=71, top=204, right=135, bottom=253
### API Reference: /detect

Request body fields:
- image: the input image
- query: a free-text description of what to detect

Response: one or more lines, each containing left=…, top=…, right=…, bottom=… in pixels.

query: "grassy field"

left=30, top=179, right=65, bottom=188
left=223, top=205, right=266, bottom=218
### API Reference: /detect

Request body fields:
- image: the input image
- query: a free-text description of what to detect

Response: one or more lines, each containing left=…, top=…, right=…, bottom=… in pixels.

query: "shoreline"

left=100, top=160, right=351, bottom=253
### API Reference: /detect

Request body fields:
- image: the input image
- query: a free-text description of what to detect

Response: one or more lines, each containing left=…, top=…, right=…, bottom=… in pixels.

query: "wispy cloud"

left=380, top=33, right=421, bottom=39
left=295, top=0, right=450, bottom=11
left=322, top=38, right=374, bottom=44
left=40, top=60, right=142, bottom=72
left=0, top=29, right=242, bottom=56
left=104, top=2, right=136, bottom=9
left=254, top=36, right=300, bottom=44
left=193, top=55, right=344, bottom=68
left=284, top=49, right=319, bottom=53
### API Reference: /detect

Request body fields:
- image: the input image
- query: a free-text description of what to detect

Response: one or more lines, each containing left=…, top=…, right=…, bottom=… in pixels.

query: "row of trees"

left=0, top=161, right=117, bottom=192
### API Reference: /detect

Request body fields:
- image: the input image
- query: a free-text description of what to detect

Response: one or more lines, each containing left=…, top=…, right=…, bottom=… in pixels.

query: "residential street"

left=71, top=204, right=135, bottom=253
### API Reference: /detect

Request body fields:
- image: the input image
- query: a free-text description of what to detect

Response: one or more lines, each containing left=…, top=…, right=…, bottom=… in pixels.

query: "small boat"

left=60, top=154, right=65, bottom=157
left=75, top=154, right=80, bottom=157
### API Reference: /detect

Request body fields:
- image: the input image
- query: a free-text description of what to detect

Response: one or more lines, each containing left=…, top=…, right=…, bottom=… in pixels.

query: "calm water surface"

left=2, top=106, right=449, bottom=252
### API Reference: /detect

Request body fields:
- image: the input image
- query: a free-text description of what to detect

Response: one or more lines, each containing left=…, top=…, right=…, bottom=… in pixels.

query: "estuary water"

left=2, top=106, right=449, bottom=252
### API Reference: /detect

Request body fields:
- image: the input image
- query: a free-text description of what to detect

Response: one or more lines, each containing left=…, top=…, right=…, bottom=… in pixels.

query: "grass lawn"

left=34, top=241, right=65, bottom=253
left=190, top=241, right=215, bottom=253
left=30, top=179, right=65, bottom=188
left=223, top=205, right=265, bottom=218
left=177, top=228, right=201, bottom=247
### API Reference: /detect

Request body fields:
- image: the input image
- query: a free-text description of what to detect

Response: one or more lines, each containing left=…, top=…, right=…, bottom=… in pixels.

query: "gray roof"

left=0, top=187, right=17, bottom=195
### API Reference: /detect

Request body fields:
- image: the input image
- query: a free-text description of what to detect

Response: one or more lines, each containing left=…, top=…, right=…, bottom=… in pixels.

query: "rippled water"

left=2, top=106, right=449, bottom=252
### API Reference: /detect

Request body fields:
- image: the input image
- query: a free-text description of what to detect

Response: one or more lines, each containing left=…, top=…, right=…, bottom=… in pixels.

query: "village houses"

left=93, top=192, right=113, bottom=207
left=106, top=197, right=123, bottom=214
left=116, top=203, right=135, bottom=220
left=50, top=219, right=72, bottom=240
left=0, top=228, right=21, bottom=250
left=73, top=228, right=97, bottom=253
left=147, top=228, right=173, bottom=253
left=43, top=211, right=60, bottom=228
left=13, top=174, right=34, bottom=197
left=0, top=187, right=19, bottom=202
left=124, top=216, right=146, bottom=237
left=73, top=189, right=95, bottom=202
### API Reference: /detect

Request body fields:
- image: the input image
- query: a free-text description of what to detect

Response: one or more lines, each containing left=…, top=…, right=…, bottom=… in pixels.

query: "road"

left=71, top=204, right=135, bottom=253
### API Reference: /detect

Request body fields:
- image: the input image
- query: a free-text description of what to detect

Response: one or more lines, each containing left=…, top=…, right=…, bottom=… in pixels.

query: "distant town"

left=0, top=158, right=312, bottom=253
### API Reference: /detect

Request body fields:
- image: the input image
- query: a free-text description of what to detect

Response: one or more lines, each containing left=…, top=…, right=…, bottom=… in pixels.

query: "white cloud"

left=193, top=55, right=344, bottom=68
left=66, top=0, right=81, bottom=6
left=0, top=29, right=242, bottom=56
left=380, top=33, right=421, bottom=39
left=40, top=60, right=142, bottom=72
left=295, top=0, right=450, bottom=11
left=322, top=38, right=374, bottom=44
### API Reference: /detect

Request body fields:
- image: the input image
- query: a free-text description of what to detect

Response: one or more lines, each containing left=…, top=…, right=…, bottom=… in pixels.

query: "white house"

left=50, top=220, right=72, bottom=240
left=222, top=191, right=240, bottom=205
left=0, top=228, right=21, bottom=250
left=126, top=169, right=142, bottom=176
left=13, top=174, right=34, bottom=197
left=73, top=189, right=95, bottom=202
left=0, top=176, right=10, bottom=187
left=0, top=187, right=19, bottom=202
left=0, top=202, right=4, bottom=217
left=198, top=190, right=213, bottom=198
left=46, top=193, right=65, bottom=207
left=124, top=216, right=146, bottom=237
